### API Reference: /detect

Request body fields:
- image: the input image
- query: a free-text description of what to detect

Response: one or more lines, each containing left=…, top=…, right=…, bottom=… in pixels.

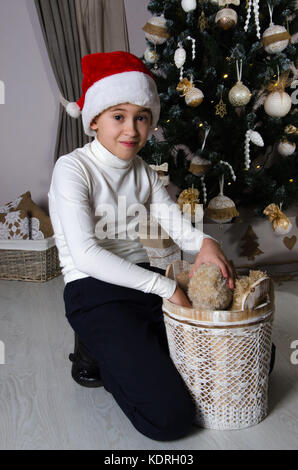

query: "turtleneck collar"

left=90, top=137, right=134, bottom=169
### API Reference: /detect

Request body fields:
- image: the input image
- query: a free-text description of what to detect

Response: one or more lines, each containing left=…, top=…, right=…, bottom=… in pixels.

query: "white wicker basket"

left=162, top=260, right=274, bottom=430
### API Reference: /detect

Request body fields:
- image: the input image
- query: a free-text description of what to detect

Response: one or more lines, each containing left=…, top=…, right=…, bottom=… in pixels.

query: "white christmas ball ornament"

left=264, top=91, right=292, bottom=117
left=142, top=15, right=169, bottom=45
left=278, top=141, right=296, bottom=156
left=181, top=0, right=197, bottom=12
left=144, top=47, right=159, bottom=64
left=262, top=24, right=290, bottom=54
left=185, top=87, right=204, bottom=107
left=206, top=194, right=239, bottom=223
left=228, top=81, right=251, bottom=107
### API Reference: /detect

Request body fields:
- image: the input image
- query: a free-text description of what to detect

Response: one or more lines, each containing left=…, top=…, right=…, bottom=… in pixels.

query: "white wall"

left=0, top=0, right=149, bottom=212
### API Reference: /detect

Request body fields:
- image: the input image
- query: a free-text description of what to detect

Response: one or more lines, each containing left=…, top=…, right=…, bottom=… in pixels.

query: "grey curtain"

left=34, top=0, right=130, bottom=160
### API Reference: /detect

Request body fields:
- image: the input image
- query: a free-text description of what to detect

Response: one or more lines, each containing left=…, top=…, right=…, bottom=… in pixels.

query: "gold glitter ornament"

left=215, top=8, right=238, bottom=30
left=228, top=59, right=251, bottom=107
left=228, top=81, right=251, bottom=106
left=185, top=87, right=204, bottom=107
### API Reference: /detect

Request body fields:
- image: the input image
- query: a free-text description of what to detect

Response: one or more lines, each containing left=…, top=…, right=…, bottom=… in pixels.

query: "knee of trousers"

left=137, top=391, right=196, bottom=442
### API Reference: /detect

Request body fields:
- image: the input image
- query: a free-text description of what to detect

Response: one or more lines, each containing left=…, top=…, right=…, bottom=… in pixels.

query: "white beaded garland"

left=219, top=160, right=236, bottom=181
left=244, top=0, right=261, bottom=39
left=244, top=130, right=264, bottom=170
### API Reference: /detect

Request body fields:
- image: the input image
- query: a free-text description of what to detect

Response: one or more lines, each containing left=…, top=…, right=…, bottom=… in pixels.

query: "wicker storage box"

left=0, top=237, right=61, bottom=282
left=162, top=260, right=274, bottom=430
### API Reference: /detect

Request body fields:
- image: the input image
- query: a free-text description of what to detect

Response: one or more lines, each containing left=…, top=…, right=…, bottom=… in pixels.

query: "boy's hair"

left=64, top=51, right=160, bottom=137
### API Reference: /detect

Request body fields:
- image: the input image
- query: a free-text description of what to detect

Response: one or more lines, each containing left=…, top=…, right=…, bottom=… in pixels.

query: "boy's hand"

left=188, top=238, right=235, bottom=290
left=168, top=285, right=192, bottom=308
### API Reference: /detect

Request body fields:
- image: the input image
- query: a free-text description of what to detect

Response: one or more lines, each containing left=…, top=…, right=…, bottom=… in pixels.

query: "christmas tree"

left=139, top=0, right=298, bottom=219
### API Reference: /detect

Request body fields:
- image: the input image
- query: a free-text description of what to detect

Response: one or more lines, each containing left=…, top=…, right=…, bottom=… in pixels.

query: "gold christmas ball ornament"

left=215, top=8, right=237, bottom=30
left=228, top=81, right=252, bottom=107
left=205, top=194, right=239, bottom=223
left=142, top=15, right=170, bottom=45
left=264, top=91, right=292, bottom=118
left=263, top=203, right=292, bottom=236
left=277, top=140, right=296, bottom=156
left=185, top=87, right=204, bottom=107
left=262, top=24, right=291, bottom=54
left=189, top=156, right=212, bottom=176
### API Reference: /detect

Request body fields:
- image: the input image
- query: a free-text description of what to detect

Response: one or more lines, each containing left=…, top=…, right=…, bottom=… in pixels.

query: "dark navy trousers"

left=63, top=263, right=196, bottom=441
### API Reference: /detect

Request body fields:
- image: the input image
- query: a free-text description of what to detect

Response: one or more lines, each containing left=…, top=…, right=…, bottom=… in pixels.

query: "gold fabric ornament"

left=262, top=24, right=291, bottom=54
left=205, top=176, right=239, bottom=223
left=285, top=125, right=298, bottom=135
left=176, top=78, right=204, bottom=107
left=263, top=203, right=292, bottom=235
left=177, top=187, right=200, bottom=216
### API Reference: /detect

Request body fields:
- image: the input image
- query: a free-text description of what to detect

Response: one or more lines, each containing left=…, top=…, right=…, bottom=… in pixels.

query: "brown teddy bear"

left=176, top=263, right=268, bottom=311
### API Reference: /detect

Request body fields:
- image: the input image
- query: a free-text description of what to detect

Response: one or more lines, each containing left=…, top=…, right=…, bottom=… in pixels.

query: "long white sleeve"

left=48, top=149, right=177, bottom=299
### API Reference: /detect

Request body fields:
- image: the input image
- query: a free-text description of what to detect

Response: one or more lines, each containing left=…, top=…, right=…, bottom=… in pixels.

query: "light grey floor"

left=0, top=274, right=298, bottom=450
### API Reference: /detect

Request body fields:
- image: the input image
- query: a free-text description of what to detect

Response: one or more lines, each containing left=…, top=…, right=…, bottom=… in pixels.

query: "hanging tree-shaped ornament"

left=228, top=59, right=252, bottom=107
left=205, top=174, right=239, bottom=223
left=264, top=69, right=292, bottom=118
left=261, top=2, right=291, bottom=54
left=244, top=0, right=261, bottom=39
left=244, top=129, right=264, bottom=170
left=189, top=126, right=212, bottom=176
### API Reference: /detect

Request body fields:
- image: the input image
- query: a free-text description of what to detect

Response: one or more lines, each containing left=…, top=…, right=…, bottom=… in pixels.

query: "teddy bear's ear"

left=242, top=277, right=271, bottom=311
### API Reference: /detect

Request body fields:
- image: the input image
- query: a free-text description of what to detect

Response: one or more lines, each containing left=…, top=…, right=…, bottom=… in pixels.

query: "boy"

left=48, top=51, right=234, bottom=441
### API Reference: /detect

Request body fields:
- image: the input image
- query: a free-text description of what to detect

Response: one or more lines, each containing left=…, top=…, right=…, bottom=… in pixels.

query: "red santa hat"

left=64, top=51, right=160, bottom=137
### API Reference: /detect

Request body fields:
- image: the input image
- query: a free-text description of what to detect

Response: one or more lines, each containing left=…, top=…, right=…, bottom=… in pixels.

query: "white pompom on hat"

left=63, top=51, right=161, bottom=137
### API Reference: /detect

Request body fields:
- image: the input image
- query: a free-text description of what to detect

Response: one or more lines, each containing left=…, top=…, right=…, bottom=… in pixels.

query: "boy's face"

left=90, top=103, right=152, bottom=160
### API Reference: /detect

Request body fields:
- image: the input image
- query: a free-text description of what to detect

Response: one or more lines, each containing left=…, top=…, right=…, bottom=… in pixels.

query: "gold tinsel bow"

left=176, top=78, right=193, bottom=97
left=263, top=203, right=291, bottom=232
left=267, top=70, right=292, bottom=94
left=285, top=124, right=298, bottom=135
left=177, top=188, right=200, bottom=216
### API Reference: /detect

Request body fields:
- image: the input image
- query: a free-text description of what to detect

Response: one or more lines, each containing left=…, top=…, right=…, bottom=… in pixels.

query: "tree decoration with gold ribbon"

left=263, top=203, right=292, bottom=235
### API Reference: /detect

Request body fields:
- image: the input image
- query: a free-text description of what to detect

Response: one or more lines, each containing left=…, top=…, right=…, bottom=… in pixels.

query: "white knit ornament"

left=277, top=141, right=296, bottom=156
left=244, top=0, right=261, bottom=39
left=181, top=0, right=197, bottom=12
left=262, top=3, right=290, bottom=54
left=244, top=130, right=264, bottom=170
left=264, top=91, right=292, bottom=117
left=143, top=15, right=169, bottom=45
left=185, top=87, right=204, bottom=107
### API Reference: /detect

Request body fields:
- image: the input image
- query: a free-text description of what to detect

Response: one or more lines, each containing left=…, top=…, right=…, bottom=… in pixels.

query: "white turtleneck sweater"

left=48, top=138, right=214, bottom=299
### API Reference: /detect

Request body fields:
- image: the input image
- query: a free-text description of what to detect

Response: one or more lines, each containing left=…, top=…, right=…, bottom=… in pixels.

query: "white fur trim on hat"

left=82, top=71, right=160, bottom=137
